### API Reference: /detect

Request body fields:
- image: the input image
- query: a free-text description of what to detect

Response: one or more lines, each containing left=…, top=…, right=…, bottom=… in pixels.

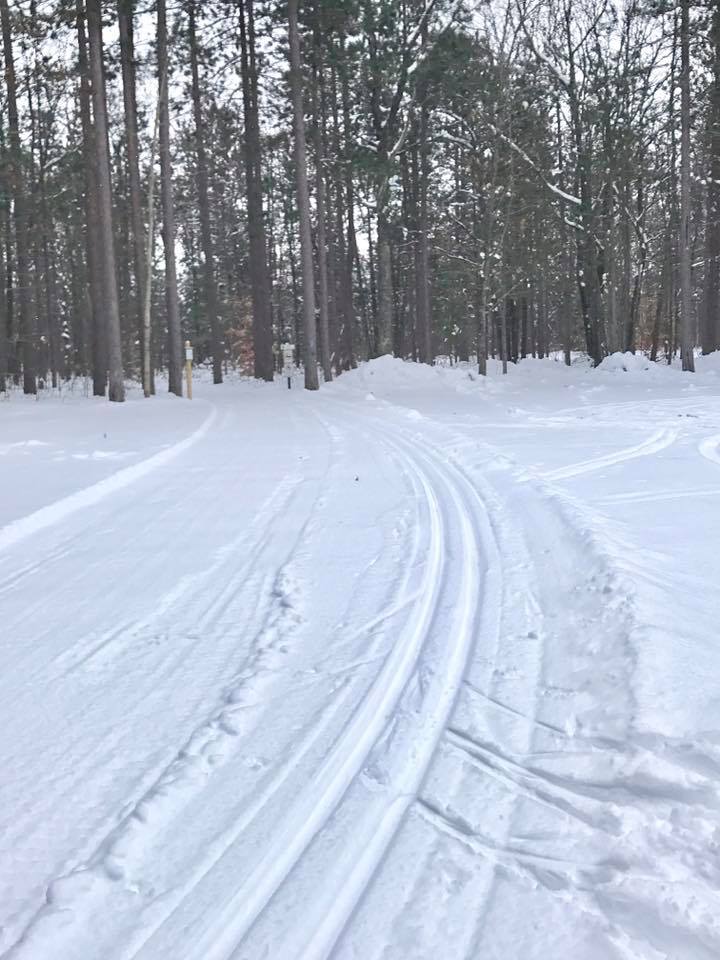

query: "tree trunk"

left=118, top=0, right=149, bottom=383
left=0, top=117, right=7, bottom=391
left=288, top=0, right=319, bottom=390
left=416, top=57, right=432, bottom=364
left=238, top=0, right=274, bottom=381
left=87, top=0, right=124, bottom=400
left=157, top=0, right=183, bottom=396
left=679, top=0, right=695, bottom=371
left=189, top=0, right=223, bottom=383
left=76, top=0, right=106, bottom=393
left=1, top=0, right=36, bottom=394
left=339, top=49, right=358, bottom=367
left=311, top=14, right=332, bottom=382
left=703, top=0, right=720, bottom=354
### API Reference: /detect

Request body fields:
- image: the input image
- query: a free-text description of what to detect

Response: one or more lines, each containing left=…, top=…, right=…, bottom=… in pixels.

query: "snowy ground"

left=1, top=353, right=720, bottom=960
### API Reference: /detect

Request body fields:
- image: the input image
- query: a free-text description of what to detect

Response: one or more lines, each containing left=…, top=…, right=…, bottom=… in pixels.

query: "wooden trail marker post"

left=185, top=340, right=193, bottom=399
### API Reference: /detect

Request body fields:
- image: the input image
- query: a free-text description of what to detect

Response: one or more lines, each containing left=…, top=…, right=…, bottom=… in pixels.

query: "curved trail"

left=5, top=372, right=719, bottom=960
left=124, top=413, right=498, bottom=960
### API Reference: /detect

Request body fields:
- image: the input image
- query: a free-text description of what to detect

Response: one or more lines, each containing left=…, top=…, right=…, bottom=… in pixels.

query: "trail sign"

left=281, top=343, right=295, bottom=389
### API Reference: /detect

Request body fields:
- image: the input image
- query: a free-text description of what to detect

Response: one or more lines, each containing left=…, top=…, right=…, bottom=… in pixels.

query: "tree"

left=679, top=0, right=695, bottom=371
left=288, top=0, right=319, bottom=390
left=188, top=0, right=223, bottom=384
left=703, top=0, right=720, bottom=355
left=157, top=0, right=183, bottom=396
left=238, top=0, right=274, bottom=381
left=87, top=0, right=125, bottom=400
left=1, top=0, right=35, bottom=394
left=118, top=0, right=148, bottom=386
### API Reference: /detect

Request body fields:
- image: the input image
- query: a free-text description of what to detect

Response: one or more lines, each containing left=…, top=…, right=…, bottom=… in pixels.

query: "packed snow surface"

left=1, top=353, right=720, bottom=959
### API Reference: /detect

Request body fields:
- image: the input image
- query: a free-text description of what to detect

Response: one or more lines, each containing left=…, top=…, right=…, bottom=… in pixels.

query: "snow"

left=1, top=354, right=720, bottom=959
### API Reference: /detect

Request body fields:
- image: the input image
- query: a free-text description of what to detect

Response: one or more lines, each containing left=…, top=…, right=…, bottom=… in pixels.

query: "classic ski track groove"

left=166, top=409, right=494, bottom=960
left=1, top=407, right=337, bottom=956
left=540, top=426, right=678, bottom=481
left=114, top=434, right=431, bottom=960
left=293, top=415, right=502, bottom=960
left=177, top=421, right=446, bottom=960
left=3, top=404, right=430, bottom=960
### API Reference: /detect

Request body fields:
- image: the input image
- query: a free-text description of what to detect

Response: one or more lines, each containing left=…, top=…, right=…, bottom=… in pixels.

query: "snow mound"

left=330, top=355, right=440, bottom=395
left=598, top=351, right=653, bottom=373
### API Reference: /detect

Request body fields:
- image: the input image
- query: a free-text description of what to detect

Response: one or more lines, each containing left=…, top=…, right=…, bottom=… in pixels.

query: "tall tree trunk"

left=311, top=14, right=332, bottom=382
left=0, top=134, right=6, bottom=391
left=157, top=0, right=183, bottom=396
left=703, top=0, right=720, bottom=355
left=375, top=183, right=393, bottom=357
left=87, top=0, right=124, bottom=400
left=1, top=0, right=36, bottom=394
left=339, top=47, right=358, bottom=367
left=416, top=41, right=432, bottom=365
left=118, top=0, right=149, bottom=383
left=238, top=0, right=274, bottom=381
left=189, top=0, right=223, bottom=383
left=679, top=0, right=695, bottom=371
left=76, top=0, right=106, bottom=393
left=288, top=0, right=319, bottom=390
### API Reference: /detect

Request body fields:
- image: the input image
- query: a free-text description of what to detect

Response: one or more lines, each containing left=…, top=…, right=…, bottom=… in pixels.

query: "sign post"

left=281, top=342, right=294, bottom=389
left=185, top=340, right=193, bottom=399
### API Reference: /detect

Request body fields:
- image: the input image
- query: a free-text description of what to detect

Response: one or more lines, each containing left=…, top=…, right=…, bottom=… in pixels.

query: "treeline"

left=0, top=0, right=719, bottom=400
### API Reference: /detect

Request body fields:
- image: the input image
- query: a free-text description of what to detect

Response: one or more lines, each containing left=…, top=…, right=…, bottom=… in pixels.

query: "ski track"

left=158, top=417, right=493, bottom=960
left=289, top=424, right=502, bottom=960
left=540, top=426, right=678, bottom=481
left=4, top=375, right=720, bottom=960
left=0, top=402, right=218, bottom=556
left=0, top=403, right=336, bottom=954
left=1, top=403, right=429, bottom=960
left=699, top=433, right=720, bottom=466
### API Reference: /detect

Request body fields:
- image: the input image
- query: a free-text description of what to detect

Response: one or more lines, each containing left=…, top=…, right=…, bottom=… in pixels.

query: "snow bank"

left=598, top=351, right=654, bottom=373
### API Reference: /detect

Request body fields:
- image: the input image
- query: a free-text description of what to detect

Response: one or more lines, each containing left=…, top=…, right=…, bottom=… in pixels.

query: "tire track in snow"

left=540, top=426, right=678, bottom=481
left=0, top=402, right=218, bottom=556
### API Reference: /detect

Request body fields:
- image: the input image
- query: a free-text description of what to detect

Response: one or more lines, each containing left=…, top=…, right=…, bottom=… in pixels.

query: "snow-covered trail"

left=2, top=357, right=720, bottom=960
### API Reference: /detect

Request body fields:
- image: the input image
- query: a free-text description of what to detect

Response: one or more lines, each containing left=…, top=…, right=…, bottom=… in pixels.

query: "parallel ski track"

left=541, top=426, right=678, bottom=481
left=3, top=403, right=498, bottom=960
left=174, top=408, right=499, bottom=960
left=294, top=416, right=502, bottom=960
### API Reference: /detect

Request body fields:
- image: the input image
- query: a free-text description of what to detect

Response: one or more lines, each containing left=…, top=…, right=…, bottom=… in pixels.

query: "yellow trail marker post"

left=185, top=341, right=193, bottom=399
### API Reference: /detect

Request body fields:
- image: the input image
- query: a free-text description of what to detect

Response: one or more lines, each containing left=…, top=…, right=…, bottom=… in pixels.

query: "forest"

left=1, top=0, right=719, bottom=399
